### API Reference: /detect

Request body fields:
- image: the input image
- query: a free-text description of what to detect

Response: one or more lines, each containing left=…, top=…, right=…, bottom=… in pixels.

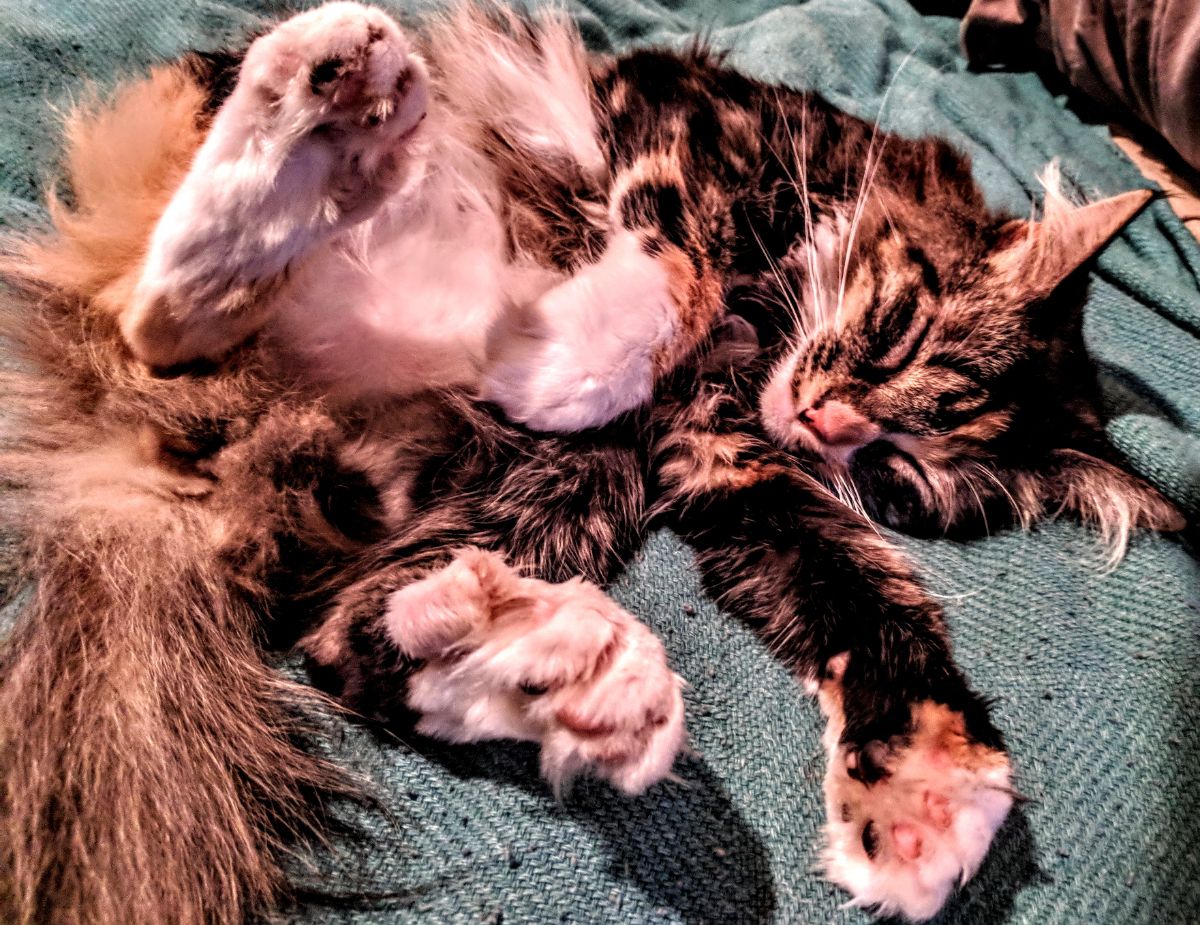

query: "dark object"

left=961, top=0, right=1200, bottom=171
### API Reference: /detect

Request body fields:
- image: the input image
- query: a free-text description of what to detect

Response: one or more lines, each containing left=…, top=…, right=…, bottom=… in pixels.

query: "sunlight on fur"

left=0, top=5, right=1183, bottom=925
left=3, top=67, right=206, bottom=313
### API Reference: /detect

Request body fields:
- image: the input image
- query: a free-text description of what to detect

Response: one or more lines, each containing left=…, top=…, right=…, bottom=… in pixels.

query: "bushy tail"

left=0, top=478, right=347, bottom=925
left=0, top=61, right=352, bottom=925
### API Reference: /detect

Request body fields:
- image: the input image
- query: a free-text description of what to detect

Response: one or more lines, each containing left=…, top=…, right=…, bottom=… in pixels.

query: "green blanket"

left=2, top=1, right=1197, bottom=922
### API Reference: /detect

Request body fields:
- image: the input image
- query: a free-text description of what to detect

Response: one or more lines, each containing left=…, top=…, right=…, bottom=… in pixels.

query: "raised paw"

left=815, top=655, right=1013, bottom=921
left=480, top=230, right=674, bottom=432
left=395, top=555, right=686, bottom=795
left=239, top=2, right=428, bottom=169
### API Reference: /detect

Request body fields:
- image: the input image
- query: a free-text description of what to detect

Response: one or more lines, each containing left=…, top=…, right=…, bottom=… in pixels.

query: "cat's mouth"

left=396, top=110, right=427, bottom=142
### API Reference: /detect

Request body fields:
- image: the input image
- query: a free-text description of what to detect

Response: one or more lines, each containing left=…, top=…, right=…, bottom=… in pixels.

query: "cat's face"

left=755, top=187, right=1180, bottom=538
left=758, top=224, right=1027, bottom=531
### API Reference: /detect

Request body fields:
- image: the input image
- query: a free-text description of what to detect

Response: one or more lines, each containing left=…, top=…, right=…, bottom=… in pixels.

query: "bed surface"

left=1, top=1, right=1198, bottom=922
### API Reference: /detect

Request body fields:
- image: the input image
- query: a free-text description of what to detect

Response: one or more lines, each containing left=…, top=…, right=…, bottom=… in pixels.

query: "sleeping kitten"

left=205, top=5, right=1178, bottom=920
left=0, top=4, right=1182, bottom=925
left=752, top=164, right=1180, bottom=563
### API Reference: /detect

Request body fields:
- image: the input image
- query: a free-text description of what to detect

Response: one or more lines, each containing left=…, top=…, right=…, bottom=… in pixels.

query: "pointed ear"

left=1042, top=448, right=1184, bottom=567
left=991, top=189, right=1153, bottom=297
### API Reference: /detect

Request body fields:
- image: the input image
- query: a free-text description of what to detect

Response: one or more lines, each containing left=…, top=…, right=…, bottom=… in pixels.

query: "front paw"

left=481, top=231, right=676, bottom=432
left=849, top=442, right=942, bottom=535
left=815, top=655, right=1013, bottom=921
left=481, top=329, right=656, bottom=433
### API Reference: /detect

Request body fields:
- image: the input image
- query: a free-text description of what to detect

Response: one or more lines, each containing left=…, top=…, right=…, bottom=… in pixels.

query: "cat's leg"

left=698, top=511, right=1011, bottom=920
left=123, top=2, right=429, bottom=367
left=657, top=415, right=1012, bottom=920
left=481, top=153, right=736, bottom=433
left=303, top=547, right=686, bottom=795
left=814, top=654, right=1012, bottom=922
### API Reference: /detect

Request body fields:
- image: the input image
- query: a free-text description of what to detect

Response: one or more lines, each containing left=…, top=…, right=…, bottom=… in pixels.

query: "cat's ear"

left=990, top=189, right=1153, bottom=298
left=1037, top=448, right=1184, bottom=566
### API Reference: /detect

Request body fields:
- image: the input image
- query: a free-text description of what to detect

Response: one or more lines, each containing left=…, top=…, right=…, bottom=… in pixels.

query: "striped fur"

left=0, top=4, right=1183, bottom=923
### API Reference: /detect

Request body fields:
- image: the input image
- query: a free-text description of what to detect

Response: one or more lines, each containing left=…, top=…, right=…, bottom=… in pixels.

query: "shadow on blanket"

left=418, top=741, right=778, bottom=920
left=305, top=731, right=1045, bottom=923
left=940, top=807, right=1039, bottom=925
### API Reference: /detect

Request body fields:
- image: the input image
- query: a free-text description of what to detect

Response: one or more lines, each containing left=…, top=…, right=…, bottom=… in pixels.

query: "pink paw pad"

left=891, top=822, right=924, bottom=861
left=820, top=700, right=1014, bottom=920
left=924, top=791, right=953, bottom=829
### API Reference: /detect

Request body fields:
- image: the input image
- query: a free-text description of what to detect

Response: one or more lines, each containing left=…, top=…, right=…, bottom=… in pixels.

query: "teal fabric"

left=2, top=1, right=1198, bottom=922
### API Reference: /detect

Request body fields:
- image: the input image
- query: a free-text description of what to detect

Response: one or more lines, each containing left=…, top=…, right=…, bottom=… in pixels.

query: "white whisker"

left=969, top=462, right=1021, bottom=528
left=835, top=46, right=922, bottom=327
left=960, top=472, right=991, bottom=538
left=820, top=466, right=880, bottom=534
left=747, top=219, right=807, bottom=333
left=765, top=94, right=826, bottom=331
left=789, top=101, right=827, bottom=326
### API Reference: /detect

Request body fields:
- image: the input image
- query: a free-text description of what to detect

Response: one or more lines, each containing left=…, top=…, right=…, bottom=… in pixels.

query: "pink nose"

left=799, top=400, right=872, bottom=446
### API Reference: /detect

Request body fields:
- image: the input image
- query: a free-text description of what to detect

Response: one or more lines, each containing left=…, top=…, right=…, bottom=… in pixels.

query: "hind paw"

left=389, top=550, right=687, bottom=794
left=816, top=656, right=1013, bottom=921
left=239, top=2, right=427, bottom=177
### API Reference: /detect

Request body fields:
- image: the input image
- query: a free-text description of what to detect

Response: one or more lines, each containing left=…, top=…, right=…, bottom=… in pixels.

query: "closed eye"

left=928, top=388, right=990, bottom=432
left=924, top=350, right=980, bottom=376
left=862, top=316, right=930, bottom=383
left=937, top=387, right=987, bottom=417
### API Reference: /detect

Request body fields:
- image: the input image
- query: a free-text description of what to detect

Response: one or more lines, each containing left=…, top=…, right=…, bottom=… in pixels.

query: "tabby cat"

left=0, top=4, right=1181, bottom=925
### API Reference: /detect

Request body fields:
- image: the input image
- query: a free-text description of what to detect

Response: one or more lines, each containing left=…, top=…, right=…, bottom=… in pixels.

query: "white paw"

left=392, top=556, right=686, bottom=794
left=481, top=230, right=675, bottom=432
left=819, top=685, right=1013, bottom=921
left=240, top=1, right=428, bottom=174
left=481, top=322, right=657, bottom=433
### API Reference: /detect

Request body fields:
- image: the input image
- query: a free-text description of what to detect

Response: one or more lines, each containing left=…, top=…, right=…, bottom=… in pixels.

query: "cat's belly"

left=268, top=191, right=551, bottom=401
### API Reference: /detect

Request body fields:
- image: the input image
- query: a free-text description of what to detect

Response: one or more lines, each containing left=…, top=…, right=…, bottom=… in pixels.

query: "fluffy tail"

left=0, top=474, right=347, bottom=925
left=0, top=62, right=352, bottom=925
